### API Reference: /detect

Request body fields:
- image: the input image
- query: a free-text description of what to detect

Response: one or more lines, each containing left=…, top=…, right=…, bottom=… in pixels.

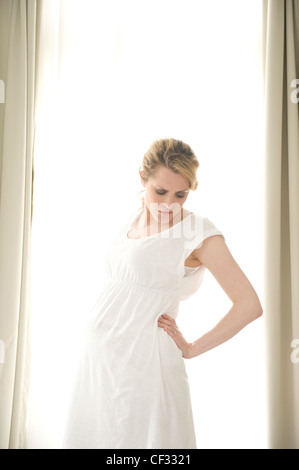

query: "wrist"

left=182, top=342, right=195, bottom=359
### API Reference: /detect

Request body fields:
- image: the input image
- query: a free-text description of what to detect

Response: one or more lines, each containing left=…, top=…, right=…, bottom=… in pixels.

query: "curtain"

left=0, top=0, right=37, bottom=449
left=263, top=0, right=299, bottom=449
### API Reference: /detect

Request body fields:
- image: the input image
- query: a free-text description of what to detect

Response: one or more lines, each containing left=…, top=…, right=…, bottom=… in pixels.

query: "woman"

left=62, top=138, right=263, bottom=449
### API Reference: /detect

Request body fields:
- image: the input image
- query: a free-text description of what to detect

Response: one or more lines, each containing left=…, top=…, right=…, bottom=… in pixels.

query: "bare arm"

left=158, top=235, right=263, bottom=359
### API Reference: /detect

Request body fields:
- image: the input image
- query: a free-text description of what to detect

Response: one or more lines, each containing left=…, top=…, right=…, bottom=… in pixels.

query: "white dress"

left=62, top=208, right=224, bottom=449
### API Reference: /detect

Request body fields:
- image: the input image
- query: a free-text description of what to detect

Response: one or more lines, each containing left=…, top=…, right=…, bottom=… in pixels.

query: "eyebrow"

left=155, top=186, right=189, bottom=193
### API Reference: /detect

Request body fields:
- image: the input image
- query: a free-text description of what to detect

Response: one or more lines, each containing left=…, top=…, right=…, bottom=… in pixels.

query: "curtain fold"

left=0, top=0, right=37, bottom=449
left=263, top=0, right=299, bottom=449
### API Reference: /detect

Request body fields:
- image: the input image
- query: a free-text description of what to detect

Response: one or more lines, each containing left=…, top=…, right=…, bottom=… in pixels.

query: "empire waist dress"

left=62, top=208, right=225, bottom=449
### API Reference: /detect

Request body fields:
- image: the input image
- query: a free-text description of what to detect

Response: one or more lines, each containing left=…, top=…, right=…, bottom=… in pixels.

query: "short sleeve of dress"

left=182, top=214, right=225, bottom=261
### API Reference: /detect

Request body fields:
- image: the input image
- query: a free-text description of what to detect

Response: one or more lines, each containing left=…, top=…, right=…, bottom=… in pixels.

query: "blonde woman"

left=62, top=138, right=263, bottom=449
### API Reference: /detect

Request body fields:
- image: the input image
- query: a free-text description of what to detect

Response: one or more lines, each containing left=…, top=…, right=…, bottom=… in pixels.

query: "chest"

left=105, top=234, right=186, bottom=291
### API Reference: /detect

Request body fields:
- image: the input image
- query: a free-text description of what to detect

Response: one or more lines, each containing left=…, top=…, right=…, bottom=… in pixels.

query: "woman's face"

left=140, top=165, right=190, bottom=223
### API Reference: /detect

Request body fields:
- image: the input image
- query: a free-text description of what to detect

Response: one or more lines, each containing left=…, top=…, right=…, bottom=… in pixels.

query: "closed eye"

left=155, top=189, right=186, bottom=198
left=155, top=189, right=166, bottom=195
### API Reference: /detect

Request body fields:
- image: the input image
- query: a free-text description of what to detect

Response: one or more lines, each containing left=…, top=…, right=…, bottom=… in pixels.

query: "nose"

left=163, top=194, right=175, bottom=206
left=161, top=201, right=180, bottom=212
left=161, top=202, right=172, bottom=210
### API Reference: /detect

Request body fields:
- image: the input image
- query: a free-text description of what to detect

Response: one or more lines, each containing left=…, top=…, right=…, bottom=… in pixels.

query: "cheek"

left=171, top=194, right=189, bottom=210
left=144, top=189, right=159, bottom=206
left=172, top=200, right=184, bottom=215
left=144, top=193, right=160, bottom=218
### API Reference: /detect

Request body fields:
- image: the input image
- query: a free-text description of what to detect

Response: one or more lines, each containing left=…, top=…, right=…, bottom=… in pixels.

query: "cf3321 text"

left=106, top=454, right=191, bottom=467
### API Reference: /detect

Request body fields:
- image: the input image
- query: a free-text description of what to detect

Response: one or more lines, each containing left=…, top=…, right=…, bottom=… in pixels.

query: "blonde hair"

left=139, top=138, right=200, bottom=207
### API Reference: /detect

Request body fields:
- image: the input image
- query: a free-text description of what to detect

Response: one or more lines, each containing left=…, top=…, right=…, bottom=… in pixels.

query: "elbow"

left=254, top=305, right=263, bottom=320
left=236, top=297, right=263, bottom=322
left=248, top=298, right=263, bottom=321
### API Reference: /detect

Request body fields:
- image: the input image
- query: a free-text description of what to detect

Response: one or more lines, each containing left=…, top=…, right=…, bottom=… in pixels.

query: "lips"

left=158, top=210, right=173, bottom=215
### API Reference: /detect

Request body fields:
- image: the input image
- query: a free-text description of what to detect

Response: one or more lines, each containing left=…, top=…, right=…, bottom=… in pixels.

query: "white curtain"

left=25, top=0, right=265, bottom=448
left=0, top=0, right=37, bottom=449
left=263, top=0, right=299, bottom=449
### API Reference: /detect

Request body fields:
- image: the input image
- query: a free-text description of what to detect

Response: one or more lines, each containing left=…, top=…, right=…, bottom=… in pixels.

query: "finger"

left=164, top=324, right=179, bottom=336
left=160, top=314, right=178, bottom=327
left=158, top=317, right=173, bottom=327
left=162, top=314, right=176, bottom=322
left=158, top=320, right=177, bottom=332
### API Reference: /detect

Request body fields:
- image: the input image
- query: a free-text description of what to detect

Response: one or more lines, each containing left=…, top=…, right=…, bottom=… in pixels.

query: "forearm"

left=189, top=300, right=263, bottom=359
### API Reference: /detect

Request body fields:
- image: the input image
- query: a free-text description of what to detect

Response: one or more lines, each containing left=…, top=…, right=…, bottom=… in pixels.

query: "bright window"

left=26, top=0, right=266, bottom=448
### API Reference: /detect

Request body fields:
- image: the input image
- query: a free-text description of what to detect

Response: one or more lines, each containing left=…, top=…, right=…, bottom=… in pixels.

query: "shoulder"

left=184, top=210, right=225, bottom=242
left=188, top=217, right=229, bottom=280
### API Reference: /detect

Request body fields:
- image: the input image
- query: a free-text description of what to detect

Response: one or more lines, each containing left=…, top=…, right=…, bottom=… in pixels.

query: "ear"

left=139, top=169, right=146, bottom=187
